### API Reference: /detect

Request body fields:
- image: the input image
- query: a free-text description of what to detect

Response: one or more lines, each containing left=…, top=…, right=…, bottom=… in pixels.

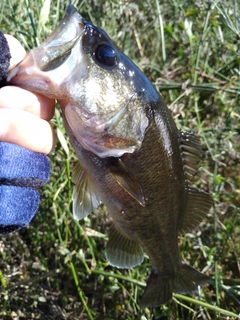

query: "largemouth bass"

left=8, top=5, right=212, bottom=307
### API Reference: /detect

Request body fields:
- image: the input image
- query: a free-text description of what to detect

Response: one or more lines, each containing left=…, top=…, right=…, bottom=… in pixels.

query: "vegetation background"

left=0, top=0, right=239, bottom=319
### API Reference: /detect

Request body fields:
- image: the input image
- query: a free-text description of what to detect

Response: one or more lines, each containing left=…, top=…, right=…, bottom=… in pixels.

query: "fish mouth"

left=7, top=5, right=85, bottom=93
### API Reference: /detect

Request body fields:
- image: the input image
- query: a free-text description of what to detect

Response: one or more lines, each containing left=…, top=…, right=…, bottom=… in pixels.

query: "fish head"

left=8, top=5, right=160, bottom=157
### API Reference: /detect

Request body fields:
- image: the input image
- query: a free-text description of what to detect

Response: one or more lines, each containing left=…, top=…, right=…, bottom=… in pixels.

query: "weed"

left=0, top=0, right=239, bottom=319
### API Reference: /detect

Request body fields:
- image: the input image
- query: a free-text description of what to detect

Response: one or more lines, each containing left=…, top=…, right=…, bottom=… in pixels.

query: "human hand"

left=0, top=35, right=56, bottom=154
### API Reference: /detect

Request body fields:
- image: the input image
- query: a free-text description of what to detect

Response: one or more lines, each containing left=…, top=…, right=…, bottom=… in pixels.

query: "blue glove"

left=0, top=143, right=50, bottom=233
left=0, top=31, right=51, bottom=234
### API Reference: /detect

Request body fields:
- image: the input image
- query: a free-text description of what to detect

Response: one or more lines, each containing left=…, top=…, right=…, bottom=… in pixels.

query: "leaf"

left=37, top=0, right=50, bottom=36
left=56, top=128, right=69, bottom=156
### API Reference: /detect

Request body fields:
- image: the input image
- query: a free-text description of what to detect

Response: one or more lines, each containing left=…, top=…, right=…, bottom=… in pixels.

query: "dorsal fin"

left=72, top=162, right=101, bottom=220
left=108, top=158, right=145, bottom=207
left=180, top=186, right=212, bottom=232
left=179, top=131, right=205, bottom=183
left=106, top=223, right=144, bottom=268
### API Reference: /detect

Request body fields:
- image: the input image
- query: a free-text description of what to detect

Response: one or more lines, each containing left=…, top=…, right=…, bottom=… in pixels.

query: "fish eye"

left=93, top=43, right=118, bottom=68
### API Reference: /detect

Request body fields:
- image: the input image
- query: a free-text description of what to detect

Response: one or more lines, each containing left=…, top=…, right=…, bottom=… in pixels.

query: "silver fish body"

left=8, top=5, right=212, bottom=307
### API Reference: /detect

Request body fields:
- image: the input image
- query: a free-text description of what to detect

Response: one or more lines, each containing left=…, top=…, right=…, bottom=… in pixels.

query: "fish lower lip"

left=7, top=66, right=19, bottom=82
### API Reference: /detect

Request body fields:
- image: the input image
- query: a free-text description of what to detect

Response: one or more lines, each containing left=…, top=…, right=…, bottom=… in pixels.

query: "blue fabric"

left=0, top=185, right=40, bottom=233
left=0, top=142, right=50, bottom=182
left=0, top=143, right=51, bottom=234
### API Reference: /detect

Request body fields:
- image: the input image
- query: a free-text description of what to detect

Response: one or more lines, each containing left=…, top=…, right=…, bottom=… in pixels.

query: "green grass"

left=0, top=0, right=240, bottom=319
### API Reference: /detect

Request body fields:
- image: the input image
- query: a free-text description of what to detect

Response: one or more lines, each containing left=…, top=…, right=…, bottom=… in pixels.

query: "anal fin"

left=106, top=223, right=144, bottom=268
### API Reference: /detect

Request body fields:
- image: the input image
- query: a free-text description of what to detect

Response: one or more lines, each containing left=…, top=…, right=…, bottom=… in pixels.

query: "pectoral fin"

left=72, top=162, right=101, bottom=220
left=108, top=159, right=145, bottom=207
left=106, top=223, right=144, bottom=268
left=180, top=186, right=212, bottom=232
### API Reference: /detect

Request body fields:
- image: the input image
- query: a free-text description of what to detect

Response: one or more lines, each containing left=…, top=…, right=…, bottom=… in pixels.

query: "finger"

left=0, top=86, right=55, bottom=120
left=0, top=109, right=55, bottom=154
left=4, top=34, right=26, bottom=70
left=58, top=99, right=68, bottom=110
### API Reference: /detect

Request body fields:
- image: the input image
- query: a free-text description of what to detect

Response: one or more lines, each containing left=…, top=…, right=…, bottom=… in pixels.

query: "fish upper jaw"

left=7, top=5, right=86, bottom=99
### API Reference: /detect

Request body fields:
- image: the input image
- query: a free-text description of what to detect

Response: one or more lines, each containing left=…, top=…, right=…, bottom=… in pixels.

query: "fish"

left=7, top=5, right=212, bottom=307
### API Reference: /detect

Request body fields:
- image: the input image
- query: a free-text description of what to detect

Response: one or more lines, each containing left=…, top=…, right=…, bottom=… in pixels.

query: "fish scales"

left=7, top=5, right=212, bottom=307
left=124, top=113, right=185, bottom=262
